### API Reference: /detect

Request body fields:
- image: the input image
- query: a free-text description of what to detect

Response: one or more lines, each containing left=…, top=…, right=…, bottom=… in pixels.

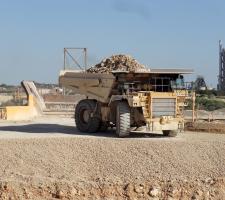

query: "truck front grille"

left=152, top=98, right=176, bottom=117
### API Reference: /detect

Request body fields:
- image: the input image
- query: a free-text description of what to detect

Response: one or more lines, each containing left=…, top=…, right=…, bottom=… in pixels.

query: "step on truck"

left=59, top=69, right=193, bottom=137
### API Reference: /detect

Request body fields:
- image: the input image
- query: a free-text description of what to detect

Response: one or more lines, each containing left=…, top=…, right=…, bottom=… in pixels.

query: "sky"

left=0, top=0, right=225, bottom=87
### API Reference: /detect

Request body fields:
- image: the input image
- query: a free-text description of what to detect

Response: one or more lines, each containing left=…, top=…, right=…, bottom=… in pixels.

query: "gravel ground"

left=0, top=116, right=225, bottom=199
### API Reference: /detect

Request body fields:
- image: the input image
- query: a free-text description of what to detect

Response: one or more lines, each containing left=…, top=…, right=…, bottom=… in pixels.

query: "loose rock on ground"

left=0, top=116, right=225, bottom=199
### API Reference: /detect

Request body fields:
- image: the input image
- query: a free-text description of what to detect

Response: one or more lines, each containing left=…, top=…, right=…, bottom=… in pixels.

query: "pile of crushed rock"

left=87, top=54, right=149, bottom=73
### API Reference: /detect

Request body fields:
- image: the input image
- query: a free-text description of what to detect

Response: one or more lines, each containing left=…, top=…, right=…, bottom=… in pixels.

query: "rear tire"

left=162, top=130, right=178, bottom=137
left=75, top=99, right=100, bottom=133
left=116, top=101, right=130, bottom=137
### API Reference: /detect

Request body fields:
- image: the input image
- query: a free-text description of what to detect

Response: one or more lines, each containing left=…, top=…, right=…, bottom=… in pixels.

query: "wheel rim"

left=81, top=109, right=90, bottom=123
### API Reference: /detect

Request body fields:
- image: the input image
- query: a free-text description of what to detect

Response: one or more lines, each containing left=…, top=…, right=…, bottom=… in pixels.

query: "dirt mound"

left=186, top=121, right=225, bottom=133
left=87, top=54, right=149, bottom=73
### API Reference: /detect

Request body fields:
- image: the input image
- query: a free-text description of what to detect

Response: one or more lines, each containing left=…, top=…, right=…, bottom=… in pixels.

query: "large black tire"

left=162, top=130, right=178, bottom=137
left=116, top=101, right=131, bottom=137
left=75, top=99, right=100, bottom=133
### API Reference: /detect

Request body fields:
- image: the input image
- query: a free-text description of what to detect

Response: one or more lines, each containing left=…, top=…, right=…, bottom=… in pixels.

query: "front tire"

left=116, top=101, right=130, bottom=137
left=75, top=99, right=100, bottom=133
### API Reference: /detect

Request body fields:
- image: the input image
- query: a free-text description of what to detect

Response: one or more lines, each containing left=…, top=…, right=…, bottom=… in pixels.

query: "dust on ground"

left=0, top=116, right=225, bottom=199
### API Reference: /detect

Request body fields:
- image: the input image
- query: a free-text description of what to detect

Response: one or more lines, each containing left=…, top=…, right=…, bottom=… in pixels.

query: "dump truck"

left=59, top=69, right=193, bottom=137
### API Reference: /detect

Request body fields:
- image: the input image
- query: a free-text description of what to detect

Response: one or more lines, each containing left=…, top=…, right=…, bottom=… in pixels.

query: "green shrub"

left=186, top=97, right=225, bottom=111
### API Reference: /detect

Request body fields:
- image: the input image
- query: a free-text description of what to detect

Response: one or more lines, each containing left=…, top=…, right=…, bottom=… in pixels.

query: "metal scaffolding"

left=63, top=48, right=87, bottom=70
left=218, top=40, right=225, bottom=91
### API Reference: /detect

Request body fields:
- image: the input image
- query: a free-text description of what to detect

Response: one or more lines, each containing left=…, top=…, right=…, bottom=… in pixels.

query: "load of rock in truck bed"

left=87, top=54, right=149, bottom=73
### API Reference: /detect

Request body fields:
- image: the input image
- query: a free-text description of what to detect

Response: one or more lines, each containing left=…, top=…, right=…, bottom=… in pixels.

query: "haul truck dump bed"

left=59, top=69, right=193, bottom=137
